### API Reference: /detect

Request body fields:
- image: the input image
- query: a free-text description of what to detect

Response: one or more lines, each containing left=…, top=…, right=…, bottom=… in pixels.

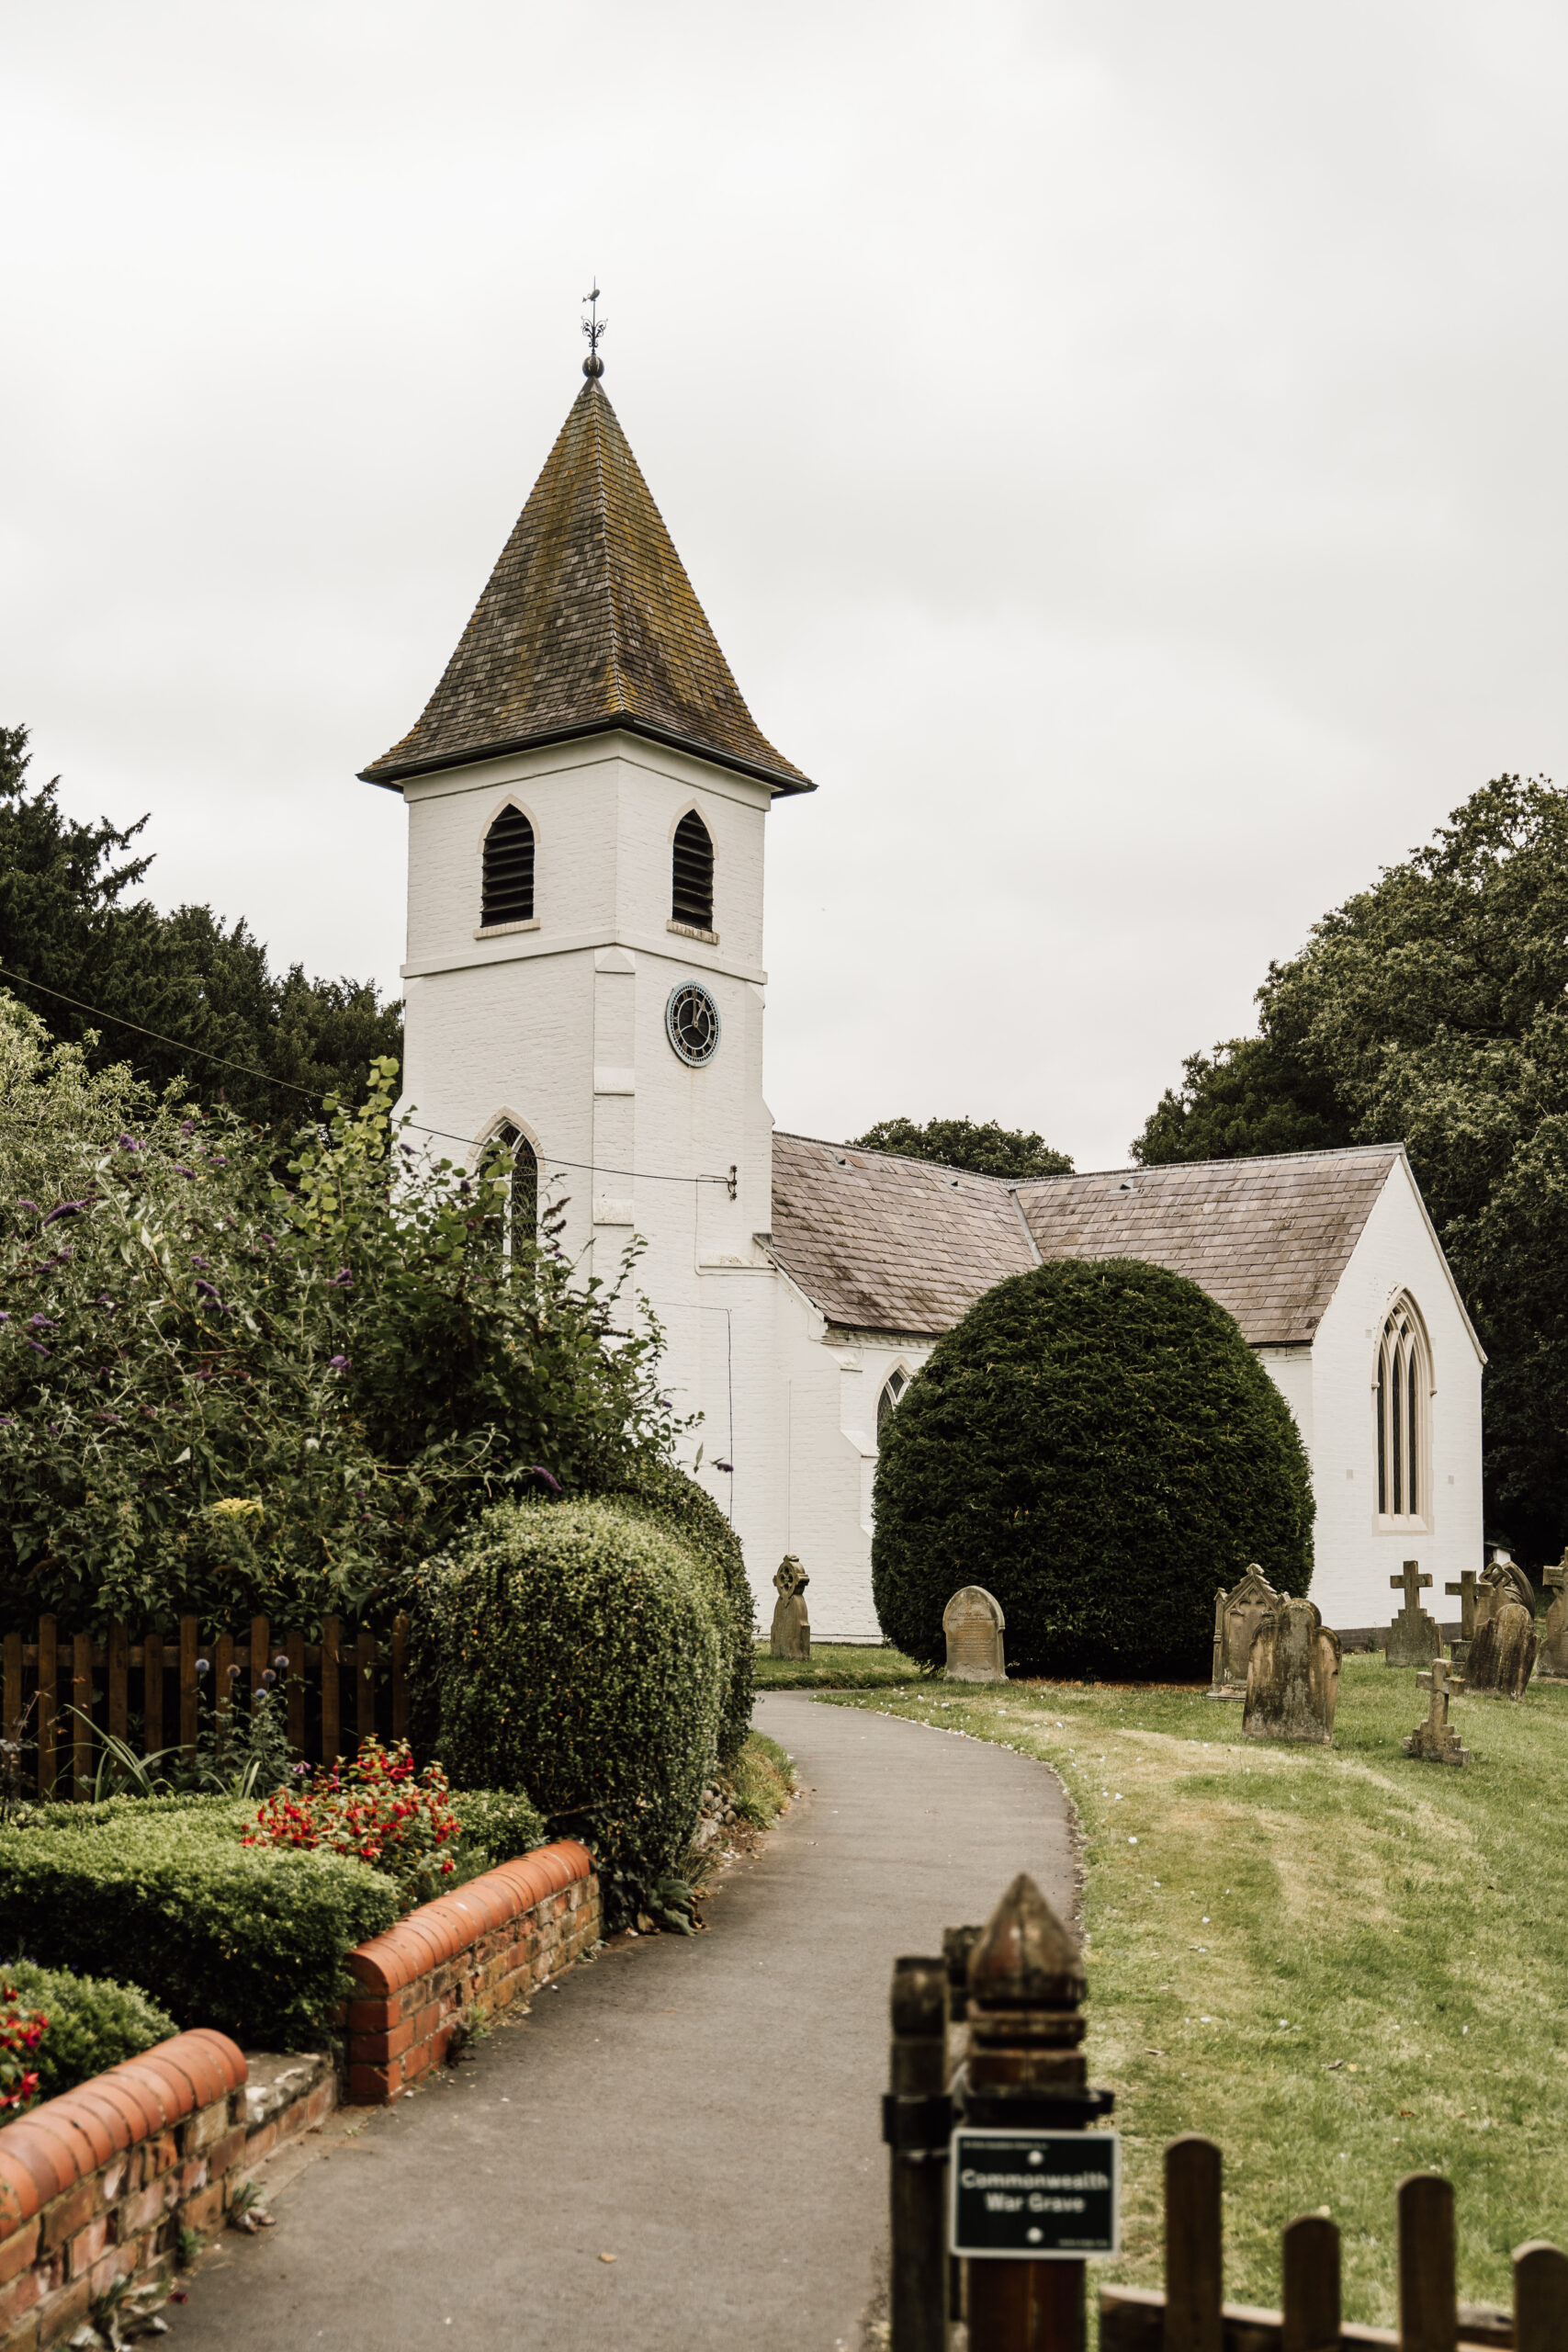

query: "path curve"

left=168, top=1694, right=1075, bottom=2352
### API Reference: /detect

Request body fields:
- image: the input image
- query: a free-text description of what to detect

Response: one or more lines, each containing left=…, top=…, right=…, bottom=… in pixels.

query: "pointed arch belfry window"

left=1376, top=1295, right=1430, bottom=1521
left=481, top=806, right=535, bottom=928
left=671, top=809, right=714, bottom=932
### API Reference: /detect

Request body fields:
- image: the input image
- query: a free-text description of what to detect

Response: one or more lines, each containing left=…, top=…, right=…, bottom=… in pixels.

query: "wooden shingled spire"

left=360, top=376, right=811, bottom=794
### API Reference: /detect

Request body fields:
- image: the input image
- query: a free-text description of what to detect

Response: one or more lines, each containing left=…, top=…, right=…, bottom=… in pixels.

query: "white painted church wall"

left=1303, top=1161, right=1483, bottom=1634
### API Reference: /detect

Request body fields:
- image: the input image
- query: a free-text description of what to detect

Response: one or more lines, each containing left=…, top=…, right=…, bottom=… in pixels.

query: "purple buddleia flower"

left=28, top=1317, right=56, bottom=1330
left=195, top=1280, right=220, bottom=1300
left=525, top=1465, right=564, bottom=1496
left=329, top=1268, right=353, bottom=1288
left=42, top=1200, right=91, bottom=1227
left=15, top=1201, right=39, bottom=1216
left=117, top=1135, right=141, bottom=1152
left=175, top=1165, right=195, bottom=1180
left=180, top=1119, right=196, bottom=1135
left=191, top=1256, right=210, bottom=1271
left=25, top=1340, right=51, bottom=1358
left=327, top=1354, right=349, bottom=1373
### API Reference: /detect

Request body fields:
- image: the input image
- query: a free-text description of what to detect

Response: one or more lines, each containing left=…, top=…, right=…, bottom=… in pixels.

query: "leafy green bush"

left=413, top=1498, right=725, bottom=1920
left=0, top=1056, right=676, bottom=1631
left=447, top=1789, right=547, bottom=1870
left=0, top=1960, right=175, bottom=2101
left=872, top=1259, right=1314, bottom=1680
left=585, top=1456, right=754, bottom=1761
left=0, top=1798, right=398, bottom=2047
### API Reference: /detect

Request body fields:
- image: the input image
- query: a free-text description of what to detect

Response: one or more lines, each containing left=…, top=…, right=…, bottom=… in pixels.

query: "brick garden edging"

left=0, top=2028, right=336, bottom=2351
left=343, top=1837, right=599, bottom=2101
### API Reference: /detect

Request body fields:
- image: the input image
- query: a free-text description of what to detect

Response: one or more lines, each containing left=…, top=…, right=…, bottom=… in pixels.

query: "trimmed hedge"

left=1, top=1960, right=175, bottom=2102
left=446, top=1789, right=547, bottom=1870
left=584, top=1456, right=755, bottom=1761
left=0, top=1797, right=399, bottom=2048
left=413, top=1498, right=725, bottom=1918
left=872, top=1258, right=1314, bottom=1679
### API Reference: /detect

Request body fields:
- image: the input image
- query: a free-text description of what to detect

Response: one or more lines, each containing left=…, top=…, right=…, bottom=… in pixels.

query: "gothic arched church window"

left=490, top=1123, right=538, bottom=1261
left=481, top=806, right=535, bottom=928
left=1375, top=1295, right=1429, bottom=1520
left=877, top=1367, right=908, bottom=1437
left=671, top=809, right=714, bottom=932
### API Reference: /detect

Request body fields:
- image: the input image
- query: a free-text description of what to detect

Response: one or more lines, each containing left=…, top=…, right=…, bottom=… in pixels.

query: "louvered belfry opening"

left=481, top=805, right=535, bottom=927
left=671, top=809, right=714, bottom=931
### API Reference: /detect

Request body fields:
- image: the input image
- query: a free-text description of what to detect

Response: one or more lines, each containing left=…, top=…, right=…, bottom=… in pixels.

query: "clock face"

left=666, top=982, right=721, bottom=1067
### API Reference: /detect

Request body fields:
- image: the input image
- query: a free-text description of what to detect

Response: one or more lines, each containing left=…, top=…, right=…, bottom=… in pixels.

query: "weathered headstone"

left=1403, top=1657, right=1471, bottom=1766
left=1487, top=1550, right=1537, bottom=1614
left=1464, top=1596, right=1537, bottom=1698
left=1209, top=1565, right=1281, bottom=1701
left=943, top=1586, right=1007, bottom=1683
left=769, top=1555, right=811, bottom=1661
left=1539, top=1552, right=1568, bottom=1682
left=1244, top=1599, right=1342, bottom=1746
left=1385, top=1558, right=1441, bottom=1668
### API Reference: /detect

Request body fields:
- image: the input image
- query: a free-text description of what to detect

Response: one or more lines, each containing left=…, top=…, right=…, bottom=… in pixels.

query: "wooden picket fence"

left=2, top=1611, right=412, bottom=1799
left=1098, top=2136, right=1566, bottom=2352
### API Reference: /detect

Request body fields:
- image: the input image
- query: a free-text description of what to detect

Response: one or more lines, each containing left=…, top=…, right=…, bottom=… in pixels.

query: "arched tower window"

left=481, top=806, right=535, bottom=928
left=671, top=809, right=714, bottom=932
left=490, top=1124, right=538, bottom=1262
left=877, top=1368, right=908, bottom=1437
left=1376, top=1295, right=1430, bottom=1520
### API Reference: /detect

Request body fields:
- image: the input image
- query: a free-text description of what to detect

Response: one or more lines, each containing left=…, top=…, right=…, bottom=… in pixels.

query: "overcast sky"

left=6, top=0, right=1566, bottom=1171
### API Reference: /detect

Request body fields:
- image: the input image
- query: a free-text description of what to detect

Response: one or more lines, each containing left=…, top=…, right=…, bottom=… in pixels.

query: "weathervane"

left=581, top=281, right=606, bottom=379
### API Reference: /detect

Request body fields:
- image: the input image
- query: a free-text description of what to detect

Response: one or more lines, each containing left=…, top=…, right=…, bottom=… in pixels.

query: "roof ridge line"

left=588, top=388, right=628, bottom=715
left=772, top=1129, right=1405, bottom=1185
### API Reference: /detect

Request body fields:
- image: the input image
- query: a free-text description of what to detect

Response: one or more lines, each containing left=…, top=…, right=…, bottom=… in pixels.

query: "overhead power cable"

left=0, top=962, right=728, bottom=1189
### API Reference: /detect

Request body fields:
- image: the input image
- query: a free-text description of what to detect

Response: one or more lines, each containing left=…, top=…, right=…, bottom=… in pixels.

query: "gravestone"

left=1385, top=1558, right=1441, bottom=1668
left=1243, top=1599, right=1342, bottom=1746
left=1209, top=1566, right=1281, bottom=1701
left=943, top=1586, right=1007, bottom=1683
left=1464, top=1596, right=1537, bottom=1699
left=769, top=1555, right=811, bottom=1661
left=1539, top=1552, right=1568, bottom=1682
left=1484, top=1549, right=1536, bottom=1616
left=1403, top=1657, right=1470, bottom=1767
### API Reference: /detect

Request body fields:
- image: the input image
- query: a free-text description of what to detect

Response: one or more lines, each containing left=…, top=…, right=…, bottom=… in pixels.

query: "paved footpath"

left=168, top=1694, right=1074, bottom=2352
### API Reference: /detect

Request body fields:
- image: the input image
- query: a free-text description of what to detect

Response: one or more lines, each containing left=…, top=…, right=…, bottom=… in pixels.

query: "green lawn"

left=752, top=1641, right=926, bottom=1690
left=818, top=1659, right=1565, bottom=2324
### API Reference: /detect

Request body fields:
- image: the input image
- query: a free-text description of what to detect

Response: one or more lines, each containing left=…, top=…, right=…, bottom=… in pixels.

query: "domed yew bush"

left=872, top=1259, right=1314, bottom=1679
left=413, top=1497, right=726, bottom=1917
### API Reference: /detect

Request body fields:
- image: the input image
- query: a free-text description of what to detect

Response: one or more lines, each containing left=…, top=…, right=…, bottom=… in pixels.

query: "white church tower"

left=360, top=344, right=813, bottom=1564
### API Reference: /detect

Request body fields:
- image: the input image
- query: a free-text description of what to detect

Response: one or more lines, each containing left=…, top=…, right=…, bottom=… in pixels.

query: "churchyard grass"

left=821, top=1657, right=1566, bottom=2324
left=752, top=1641, right=925, bottom=1690
left=728, top=1729, right=797, bottom=1826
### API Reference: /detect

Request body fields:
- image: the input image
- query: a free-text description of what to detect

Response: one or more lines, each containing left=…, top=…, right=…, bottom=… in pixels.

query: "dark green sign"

left=949, top=2130, right=1120, bottom=2258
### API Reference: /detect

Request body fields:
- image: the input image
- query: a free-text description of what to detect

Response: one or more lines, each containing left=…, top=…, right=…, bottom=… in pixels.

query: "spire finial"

left=581, top=281, right=606, bottom=379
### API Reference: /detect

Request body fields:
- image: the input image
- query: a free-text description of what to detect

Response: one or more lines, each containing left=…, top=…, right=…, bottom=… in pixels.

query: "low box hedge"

left=0, top=1797, right=399, bottom=2049
left=2, top=1960, right=176, bottom=2102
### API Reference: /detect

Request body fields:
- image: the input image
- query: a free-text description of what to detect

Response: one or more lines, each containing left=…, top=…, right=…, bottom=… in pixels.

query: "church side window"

left=487, top=1124, right=537, bottom=1262
left=481, top=806, right=535, bottom=928
left=1375, top=1295, right=1429, bottom=1521
left=877, top=1368, right=908, bottom=1437
left=671, top=809, right=714, bottom=932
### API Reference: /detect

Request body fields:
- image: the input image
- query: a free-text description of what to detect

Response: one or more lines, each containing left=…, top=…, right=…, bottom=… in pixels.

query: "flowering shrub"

left=245, top=1737, right=460, bottom=1912
left=0, top=1048, right=680, bottom=1629
left=0, top=1984, right=48, bottom=2116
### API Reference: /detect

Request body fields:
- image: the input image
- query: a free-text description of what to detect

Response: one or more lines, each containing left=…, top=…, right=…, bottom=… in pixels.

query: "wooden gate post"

left=884, top=1956, right=951, bottom=2351
left=963, top=1874, right=1113, bottom=2352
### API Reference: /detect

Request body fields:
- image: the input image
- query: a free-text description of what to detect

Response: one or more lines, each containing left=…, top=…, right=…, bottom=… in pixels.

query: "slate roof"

left=361, top=378, right=811, bottom=795
left=768, top=1134, right=1036, bottom=1333
left=769, top=1134, right=1405, bottom=1345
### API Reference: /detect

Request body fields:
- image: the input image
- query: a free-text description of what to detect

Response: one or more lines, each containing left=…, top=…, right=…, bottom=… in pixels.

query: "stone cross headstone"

left=1464, top=1596, right=1537, bottom=1699
left=1538, top=1552, right=1568, bottom=1682
left=1209, top=1566, right=1281, bottom=1702
left=769, top=1555, right=811, bottom=1661
left=943, top=1586, right=1007, bottom=1683
left=1385, top=1558, right=1441, bottom=1668
left=1445, top=1569, right=1478, bottom=1639
left=1243, top=1599, right=1342, bottom=1746
left=1402, top=1657, right=1471, bottom=1766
